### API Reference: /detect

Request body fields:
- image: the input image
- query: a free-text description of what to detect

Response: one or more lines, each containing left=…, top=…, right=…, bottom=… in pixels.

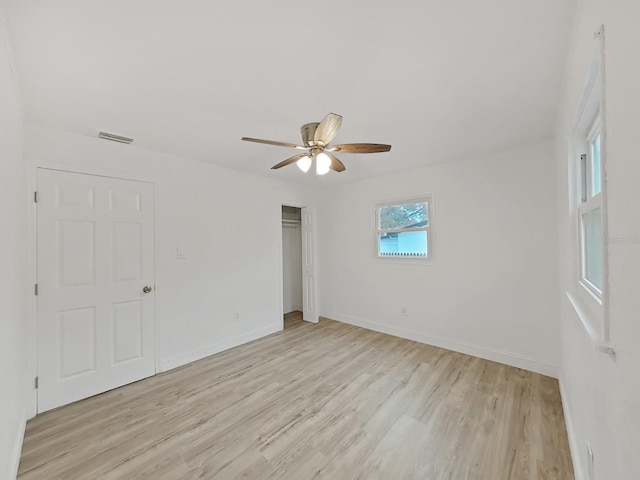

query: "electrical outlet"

left=401, top=306, right=408, bottom=316
left=587, top=443, right=594, bottom=479
left=234, top=312, right=240, bottom=321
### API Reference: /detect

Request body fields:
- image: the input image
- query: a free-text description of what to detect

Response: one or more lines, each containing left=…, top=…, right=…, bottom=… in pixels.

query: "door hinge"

left=34, top=283, right=39, bottom=296
left=35, top=377, right=38, bottom=389
left=34, top=191, right=38, bottom=203
left=580, top=154, right=587, bottom=203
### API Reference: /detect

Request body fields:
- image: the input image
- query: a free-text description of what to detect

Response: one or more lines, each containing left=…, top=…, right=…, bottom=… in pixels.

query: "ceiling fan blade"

left=314, top=113, right=343, bottom=146
left=242, top=137, right=307, bottom=150
left=325, top=152, right=346, bottom=172
left=271, top=153, right=308, bottom=170
left=328, top=143, right=392, bottom=153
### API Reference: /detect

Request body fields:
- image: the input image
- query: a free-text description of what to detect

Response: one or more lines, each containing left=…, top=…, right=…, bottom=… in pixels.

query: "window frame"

left=568, top=24, right=610, bottom=346
left=374, top=195, right=433, bottom=261
left=578, top=117, right=604, bottom=299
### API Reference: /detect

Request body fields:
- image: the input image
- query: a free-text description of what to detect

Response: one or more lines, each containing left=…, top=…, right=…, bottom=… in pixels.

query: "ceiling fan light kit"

left=242, top=113, right=391, bottom=175
left=315, top=152, right=331, bottom=175
left=297, top=155, right=311, bottom=173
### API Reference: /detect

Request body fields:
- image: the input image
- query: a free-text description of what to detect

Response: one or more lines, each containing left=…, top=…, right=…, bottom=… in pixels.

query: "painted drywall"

left=23, top=123, right=318, bottom=417
left=555, top=1, right=640, bottom=479
left=318, top=140, right=560, bottom=377
left=282, top=223, right=302, bottom=313
left=0, top=5, right=28, bottom=480
left=2, top=1, right=577, bottom=183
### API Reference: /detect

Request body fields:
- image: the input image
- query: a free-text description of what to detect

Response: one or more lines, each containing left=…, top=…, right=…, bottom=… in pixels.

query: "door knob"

left=143, top=285, right=153, bottom=294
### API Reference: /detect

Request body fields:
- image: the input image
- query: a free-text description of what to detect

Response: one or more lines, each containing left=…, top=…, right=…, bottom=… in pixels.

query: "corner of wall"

left=558, top=372, right=585, bottom=480
left=7, top=407, right=26, bottom=480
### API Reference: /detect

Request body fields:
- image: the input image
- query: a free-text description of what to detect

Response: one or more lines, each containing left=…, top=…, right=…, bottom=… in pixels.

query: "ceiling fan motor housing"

left=300, top=122, right=320, bottom=147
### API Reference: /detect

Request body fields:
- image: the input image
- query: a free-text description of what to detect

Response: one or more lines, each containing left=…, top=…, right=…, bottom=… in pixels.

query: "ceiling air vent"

left=97, top=131, right=133, bottom=144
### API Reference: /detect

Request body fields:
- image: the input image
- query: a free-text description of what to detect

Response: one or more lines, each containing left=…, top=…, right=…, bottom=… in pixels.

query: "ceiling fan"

left=241, top=113, right=391, bottom=175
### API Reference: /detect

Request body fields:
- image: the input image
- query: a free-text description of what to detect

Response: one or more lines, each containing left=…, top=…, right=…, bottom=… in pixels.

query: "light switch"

left=176, top=247, right=186, bottom=260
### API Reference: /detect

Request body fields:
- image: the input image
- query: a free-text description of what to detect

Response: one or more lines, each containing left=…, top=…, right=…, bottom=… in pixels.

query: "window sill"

left=578, top=279, right=603, bottom=305
left=371, top=258, right=436, bottom=267
left=565, top=291, right=616, bottom=361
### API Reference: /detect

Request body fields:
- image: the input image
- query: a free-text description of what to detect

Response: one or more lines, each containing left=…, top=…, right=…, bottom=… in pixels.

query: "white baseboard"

left=8, top=408, right=26, bottom=480
left=323, top=312, right=558, bottom=378
left=559, top=373, right=585, bottom=480
left=160, top=323, right=282, bottom=372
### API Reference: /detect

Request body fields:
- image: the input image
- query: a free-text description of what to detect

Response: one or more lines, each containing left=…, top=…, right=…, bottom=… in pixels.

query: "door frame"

left=280, top=206, right=303, bottom=317
left=279, top=203, right=319, bottom=328
left=27, top=163, right=159, bottom=417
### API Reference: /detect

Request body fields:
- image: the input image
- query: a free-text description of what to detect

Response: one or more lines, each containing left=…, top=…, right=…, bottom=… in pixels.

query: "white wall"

left=556, top=1, right=640, bottom=479
left=318, top=140, right=559, bottom=377
left=24, top=123, right=318, bottom=414
left=0, top=5, right=28, bottom=480
left=282, top=224, right=302, bottom=313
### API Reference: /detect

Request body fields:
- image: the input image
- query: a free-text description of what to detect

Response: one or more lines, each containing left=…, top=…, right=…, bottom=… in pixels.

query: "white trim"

left=565, top=292, right=616, bottom=359
left=577, top=198, right=603, bottom=299
left=572, top=26, right=604, bottom=130
left=26, top=165, right=38, bottom=420
left=369, top=259, right=437, bottom=267
left=278, top=204, right=285, bottom=332
left=559, top=374, right=586, bottom=480
left=8, top=407, right=26, bottom=480
left=301, top=206, right=320, bottom=324
left=160, top=323, right=282, bottom=372
left=566, top=288, right=604, bottom=343
left=375, top=194, right=433, bottom=208
left=597, top=26, right=610, bottom=343
left=578, top=277, right=602, bottom=304
left=323, top=312, right=558, bottom=378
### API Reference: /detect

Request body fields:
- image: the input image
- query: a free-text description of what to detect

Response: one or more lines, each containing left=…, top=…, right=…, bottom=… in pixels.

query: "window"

left=375, top=196, right=432, bottom=259
left=567, top=25, right=609, bottom=347
left=578, top=119, right=604, bottom=297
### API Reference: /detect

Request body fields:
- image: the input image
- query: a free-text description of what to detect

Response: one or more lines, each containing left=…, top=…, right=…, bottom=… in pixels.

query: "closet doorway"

left=282, top=206, right=303, bottom=329
left=281, top=204, right=319, bottom=328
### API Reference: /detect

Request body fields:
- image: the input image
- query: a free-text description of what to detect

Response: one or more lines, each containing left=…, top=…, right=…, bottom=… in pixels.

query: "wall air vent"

left=97, top=131, right=133, bottom=144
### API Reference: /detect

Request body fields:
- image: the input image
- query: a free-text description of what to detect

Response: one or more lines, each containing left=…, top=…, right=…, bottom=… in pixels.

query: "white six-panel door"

left=36, top=169, right=156, bottom=412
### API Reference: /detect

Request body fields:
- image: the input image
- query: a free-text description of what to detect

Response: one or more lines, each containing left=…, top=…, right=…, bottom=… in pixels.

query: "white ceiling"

left=4, top=0, right=576, bottom=184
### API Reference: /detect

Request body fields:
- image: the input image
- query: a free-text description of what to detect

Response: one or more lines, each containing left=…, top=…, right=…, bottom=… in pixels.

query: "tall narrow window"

left=375, top=196, right=432, bottom=259
left=567, top=25, right=609, bottom=346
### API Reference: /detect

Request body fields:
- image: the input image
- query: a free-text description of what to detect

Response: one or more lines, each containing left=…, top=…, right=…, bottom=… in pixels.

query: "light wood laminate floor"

left=19, top=313, right=574, bottom=479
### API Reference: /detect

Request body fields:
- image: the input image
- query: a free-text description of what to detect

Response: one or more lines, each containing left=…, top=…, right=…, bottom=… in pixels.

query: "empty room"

left=1, top=0, right=638, bottom=479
